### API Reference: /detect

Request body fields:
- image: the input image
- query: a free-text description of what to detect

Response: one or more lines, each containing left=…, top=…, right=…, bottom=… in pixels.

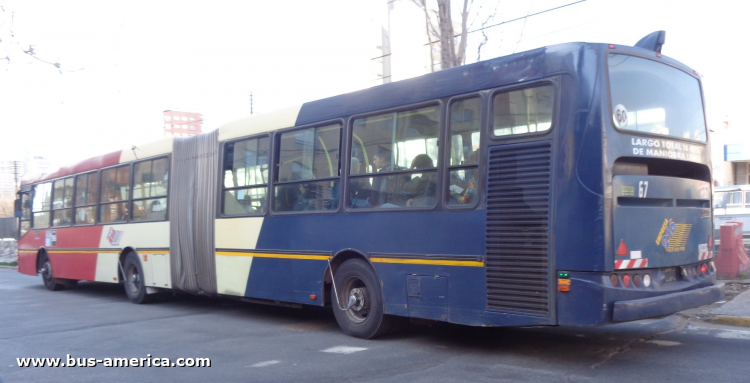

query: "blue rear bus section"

left=240, top=39, right=722, bottom=327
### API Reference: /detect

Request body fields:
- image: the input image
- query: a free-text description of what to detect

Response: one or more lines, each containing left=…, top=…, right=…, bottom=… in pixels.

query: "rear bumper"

left=612, top=283, right=725, bottom=322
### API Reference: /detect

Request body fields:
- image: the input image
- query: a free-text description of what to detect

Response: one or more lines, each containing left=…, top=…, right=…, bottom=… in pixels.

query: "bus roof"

left=21, top=35, right=698, bottom=187
left=21, top=137, right=174, bottom=186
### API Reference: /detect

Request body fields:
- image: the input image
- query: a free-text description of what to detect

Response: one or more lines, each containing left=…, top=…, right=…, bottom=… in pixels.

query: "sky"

left=1, top=0, right=748, bottom=170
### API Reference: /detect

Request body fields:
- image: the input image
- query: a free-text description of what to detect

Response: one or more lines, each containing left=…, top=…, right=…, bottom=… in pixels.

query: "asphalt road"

left=1, top=268, right=749, bottom=383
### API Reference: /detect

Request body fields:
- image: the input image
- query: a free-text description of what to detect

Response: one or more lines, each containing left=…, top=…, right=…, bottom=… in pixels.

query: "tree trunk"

left=454, top=0, right=470, bottom=67
left=436, top=0, right=455, bottom=69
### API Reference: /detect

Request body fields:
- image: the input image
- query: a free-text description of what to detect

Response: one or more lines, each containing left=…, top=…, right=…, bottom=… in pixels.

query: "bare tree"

left=1, top=5, right=82, bottom=73
left=412, top=0, right=496, bottom=71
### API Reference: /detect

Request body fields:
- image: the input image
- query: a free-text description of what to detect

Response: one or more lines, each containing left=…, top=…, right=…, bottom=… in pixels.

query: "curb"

left=708, top=316, right=750, bottom=328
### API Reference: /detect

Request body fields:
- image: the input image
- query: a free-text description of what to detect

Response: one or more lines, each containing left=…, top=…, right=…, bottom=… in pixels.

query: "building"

left=711, top=118, right=750, bottom=186
left=163, top=110, right=203, bottom=138
left=723, top=143, right=750, bottom=185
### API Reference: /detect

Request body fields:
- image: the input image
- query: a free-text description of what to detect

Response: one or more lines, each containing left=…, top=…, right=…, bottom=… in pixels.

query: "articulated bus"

left=16, top=32, right=723, bottom=338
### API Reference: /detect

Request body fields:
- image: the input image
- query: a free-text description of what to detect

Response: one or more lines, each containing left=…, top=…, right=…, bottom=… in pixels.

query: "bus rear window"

left=608, top=54, right=706, bottom=142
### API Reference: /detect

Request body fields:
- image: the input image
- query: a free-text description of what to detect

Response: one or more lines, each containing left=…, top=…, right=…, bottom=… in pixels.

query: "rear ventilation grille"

left=486, top=141, right=552, bottom=316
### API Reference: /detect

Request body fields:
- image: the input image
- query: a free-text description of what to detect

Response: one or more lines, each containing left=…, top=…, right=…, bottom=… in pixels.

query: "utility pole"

left=11, top=161, right=20, bottom=193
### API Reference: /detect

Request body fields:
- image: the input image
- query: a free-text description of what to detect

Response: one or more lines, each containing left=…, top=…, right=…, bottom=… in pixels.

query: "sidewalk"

left=706, top=279, right=750, bottom=327
left=681, top=279, right=750, bottom=327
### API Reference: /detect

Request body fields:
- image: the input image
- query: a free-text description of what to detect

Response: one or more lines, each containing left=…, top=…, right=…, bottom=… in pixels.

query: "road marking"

left=250, top=360, right=281, bottom=367
left=715, top=330, right=750, bottom=340
left=648, top=340, right=681, bottom=346
left=321, top=346, right=368, bottom=354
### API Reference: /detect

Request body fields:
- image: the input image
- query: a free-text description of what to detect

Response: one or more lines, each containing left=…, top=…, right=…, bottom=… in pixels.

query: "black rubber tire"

left=39, top=253, right=65, bottom=291
left=331, top=259, right=393, bottom=339
left=123, top=252, right=152, bottom=304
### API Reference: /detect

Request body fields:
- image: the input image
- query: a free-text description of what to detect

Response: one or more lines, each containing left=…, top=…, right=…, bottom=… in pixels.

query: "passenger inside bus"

left=369, top=149, right=405, bottom=208
left=402, top=154, right=437, bottom=207
left=349, top=157, right=371, bottom=208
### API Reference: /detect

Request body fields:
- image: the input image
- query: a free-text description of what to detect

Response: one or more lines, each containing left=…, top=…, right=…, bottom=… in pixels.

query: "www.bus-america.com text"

left=17, top=354, right=211, bottom=368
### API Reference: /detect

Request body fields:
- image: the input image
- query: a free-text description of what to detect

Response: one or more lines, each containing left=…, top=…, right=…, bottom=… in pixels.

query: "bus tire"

left=123, top=252, right=152, bottom=304
left=331, top=259, right=393, bottom=339
left=39, top=253, right=65, bottom=291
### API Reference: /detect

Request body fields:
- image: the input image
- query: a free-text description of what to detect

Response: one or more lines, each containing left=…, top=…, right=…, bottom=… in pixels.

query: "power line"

left=423, top=0, right=588, bottom=46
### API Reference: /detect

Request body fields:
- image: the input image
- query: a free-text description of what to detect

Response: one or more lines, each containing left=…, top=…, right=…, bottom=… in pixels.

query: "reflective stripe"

left=370, top=257, right=484, bottom=267
left=614, top=259, right=649, bottom=269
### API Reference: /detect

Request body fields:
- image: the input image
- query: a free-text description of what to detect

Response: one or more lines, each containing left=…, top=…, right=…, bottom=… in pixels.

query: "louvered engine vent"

left=486, top=141, right=551, bottom=316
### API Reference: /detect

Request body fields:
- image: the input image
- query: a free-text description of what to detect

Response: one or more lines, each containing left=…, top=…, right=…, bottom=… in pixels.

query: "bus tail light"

left=622, top=275, right=631, bottom=288
left=617, top=239, right=628, bottom=256
left=643, top=274, right=652, bottom=287
left=700, top=264, right=707, bottom=276
left=610, top=274, right=619, bottom=287
left=633, top=274, right=642, bottom=288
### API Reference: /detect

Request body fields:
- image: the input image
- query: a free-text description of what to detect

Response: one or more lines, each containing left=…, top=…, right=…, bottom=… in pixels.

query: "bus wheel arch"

left=324, top=249, right=375, bottom=305
left=117, top=247, right=137, bottom=282
left=327, top=250, right=395, bottom=339
left=121, top=249, right=152, bottom=304
left=37, top=248, right=66, bottom=291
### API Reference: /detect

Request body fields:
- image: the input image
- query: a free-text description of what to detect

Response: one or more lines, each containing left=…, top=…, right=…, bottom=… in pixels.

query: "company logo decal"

left=655, top=219, right=691, bottom=252
left=107, top=228, right=124, bottom=246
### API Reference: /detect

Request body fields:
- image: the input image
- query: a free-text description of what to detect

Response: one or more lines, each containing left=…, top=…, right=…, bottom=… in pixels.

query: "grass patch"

left=0, top=261, right=18, bottom=267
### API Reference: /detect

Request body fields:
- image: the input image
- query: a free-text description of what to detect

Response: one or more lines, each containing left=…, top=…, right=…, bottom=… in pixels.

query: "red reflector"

left=617, top=239, right=628, bottom=256
left=622, top=275, right=631, bottom=288
left=608, top=44, right=616, bottom=49
left=708, top=235, right=712, bottom=248
left=610, top=274, right=619, bottom=287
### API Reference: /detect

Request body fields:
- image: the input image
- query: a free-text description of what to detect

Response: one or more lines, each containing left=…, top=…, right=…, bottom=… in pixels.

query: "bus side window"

left=447, top=97, right=481, bottom=207
left=132, top=157, right=169, bottom=221
left=274, top=124, right=341, bottom=213
left=32, top=182, right=52, bottom=229
left=74, top=172, right=98, bottom=225
left=349, top=106, right=439, bottom=210
left=222, top=136, right=270, bottom=216
left=492, top=85, right=554, bottom=137
left=51, top=177, right=74, bottom=227
left=100, top=165, right=130, bottom=223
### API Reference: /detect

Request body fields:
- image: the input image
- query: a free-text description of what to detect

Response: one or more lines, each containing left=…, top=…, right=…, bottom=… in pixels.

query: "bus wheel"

left=39, top=253, right=65, bottom=291
left=123, top=252, right=151, bottom=304
left=331, top=259, right=393, bottom=339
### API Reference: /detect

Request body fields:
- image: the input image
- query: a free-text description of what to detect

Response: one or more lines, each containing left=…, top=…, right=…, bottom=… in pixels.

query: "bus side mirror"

left=14, top=198, right=22, bottom=218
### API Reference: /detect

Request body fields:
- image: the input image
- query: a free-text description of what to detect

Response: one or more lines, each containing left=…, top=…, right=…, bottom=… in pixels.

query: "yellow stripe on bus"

left=370, top=257, right=484, bottom=267
left=216, top=252, right=330, bottom=261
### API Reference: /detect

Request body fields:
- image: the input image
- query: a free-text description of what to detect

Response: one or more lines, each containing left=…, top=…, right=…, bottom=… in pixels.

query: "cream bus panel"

left=119, top=137, right=174, bottom=163
left=215, top=255, right=253, bottom=296
left=215, top=217, right=264, bottom=250
left=98, top=222, right=170, bottom=249
left=94, top=252, right=121, bottom=283
left=218, top=104, right=302, bottom=142
left=215, top=217, right=264, bottom=296
left=142, top=253, right=172, bottom=289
